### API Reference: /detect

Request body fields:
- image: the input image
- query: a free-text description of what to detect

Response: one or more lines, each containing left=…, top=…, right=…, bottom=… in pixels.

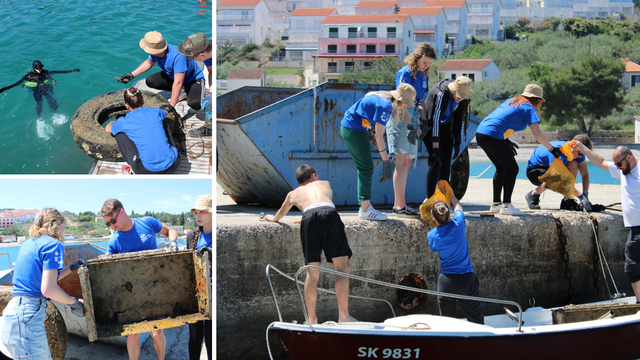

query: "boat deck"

left=89, top=82, right=212, bottom=175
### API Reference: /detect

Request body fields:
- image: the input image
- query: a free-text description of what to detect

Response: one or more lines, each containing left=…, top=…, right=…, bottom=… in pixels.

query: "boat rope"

left=553, top=217, right=575, bottom=299
left=583, top=209, right=624, bottom=299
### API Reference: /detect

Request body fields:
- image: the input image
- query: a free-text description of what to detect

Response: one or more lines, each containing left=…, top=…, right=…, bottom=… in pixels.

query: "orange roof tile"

left=398, top=6, right=442, bottom=15
left=322, top=14, right=409, bottom=23
left=289, top=8, right=336, bottom=16
left=228, top=69, right=266, bottom=80
left=424, top=0, right=466, bottom=7
left=625, top=60, right=640, bottom=72
left=437, top=59, right=493, bottom=71
left=218, top=0, right=262, bottom=7
left=356, top=1, right=398, bottom=8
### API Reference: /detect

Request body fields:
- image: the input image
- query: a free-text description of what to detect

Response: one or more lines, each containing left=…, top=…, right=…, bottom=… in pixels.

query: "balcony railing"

left=217, top=26, right=253, bottom=34
left=217, top=14, right=253, bottom=21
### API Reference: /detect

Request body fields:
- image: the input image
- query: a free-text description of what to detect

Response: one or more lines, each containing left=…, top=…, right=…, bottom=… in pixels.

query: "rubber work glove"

left=114, top=73, right=134, bottom=84
left=168, top=240, right=178, bottom=252
left=69, top=298, right=85, bottom=317
left=406, top=124, right=417, bottom=145
left=69, top=259, right=87, bottom=272
left=196, top=246, right=212, bottom=260
left=578, top=193, right=592, bottom=212
left=428, top=148, right=441, bottom=167
left=550, top=147, right=563, bottom=158
left=382, top=160, right=393, bottom=181
left=506, top=138, right=519, bottom=156
left=159, top=104, right=176, bottom=116
left=72, top=69, right=81, bottom=72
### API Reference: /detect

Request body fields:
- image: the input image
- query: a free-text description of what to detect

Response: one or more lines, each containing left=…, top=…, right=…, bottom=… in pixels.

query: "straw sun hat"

left=447, top=76, right=473, bottom=100
left=390, top=83, right=417, bottom=108
left=191, top=194, right=212, bottom=213
left=139, top=31, right=168, bottom=54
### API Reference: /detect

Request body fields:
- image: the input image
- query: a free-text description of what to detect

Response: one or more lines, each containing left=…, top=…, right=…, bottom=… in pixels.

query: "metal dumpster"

left=217, top=82, right=479, bottom=207
left=78, top=249, right=211, bottom=342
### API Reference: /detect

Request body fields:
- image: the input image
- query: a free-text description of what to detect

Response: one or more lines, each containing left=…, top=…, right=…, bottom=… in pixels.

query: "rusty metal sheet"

left=79, top=249, right=210, bottom=342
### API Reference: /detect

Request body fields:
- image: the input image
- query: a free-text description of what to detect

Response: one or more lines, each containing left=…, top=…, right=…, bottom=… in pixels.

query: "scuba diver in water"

left=0, top=60, right=80, bottom=117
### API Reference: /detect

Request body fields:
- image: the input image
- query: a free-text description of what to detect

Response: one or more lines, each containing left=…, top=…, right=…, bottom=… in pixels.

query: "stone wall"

left=509, top=130, right=634, bottom=144
left=216, top=211, right=631, bottom=359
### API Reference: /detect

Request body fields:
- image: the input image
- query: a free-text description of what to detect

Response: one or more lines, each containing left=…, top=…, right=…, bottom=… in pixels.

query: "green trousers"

left=341, top=126, right=374, bottom=203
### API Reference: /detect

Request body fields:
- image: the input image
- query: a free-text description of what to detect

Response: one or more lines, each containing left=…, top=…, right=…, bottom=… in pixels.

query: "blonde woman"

left=1, top=208, right=85, bottom=359
left=340, top=83, right=417, bottom=220
left=387, top=43, right=436, bottom=217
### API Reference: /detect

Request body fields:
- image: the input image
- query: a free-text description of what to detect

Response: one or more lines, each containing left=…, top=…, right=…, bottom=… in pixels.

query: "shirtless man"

left=264, top=164, right=356, bottom=324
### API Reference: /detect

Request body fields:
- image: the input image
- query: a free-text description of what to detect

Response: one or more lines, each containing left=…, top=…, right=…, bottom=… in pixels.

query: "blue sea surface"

left=0, top=0, right=212, bottom=174
left=470, top=161, right=621, bottom=185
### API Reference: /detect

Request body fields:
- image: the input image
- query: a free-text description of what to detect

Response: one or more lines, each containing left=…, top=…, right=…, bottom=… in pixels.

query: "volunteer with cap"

left=178, top=32, right=213, bottom=138
left=0, top=60, right=80, bottom=118
left=476, top=84, right=561, bottom=215
left=185, top=194, right=212, bottom=360
left=419, top=76, right=472, bottom=198
left=115, top=31, right=205, bottom=111
left=340, top=84, right=417, bottom=221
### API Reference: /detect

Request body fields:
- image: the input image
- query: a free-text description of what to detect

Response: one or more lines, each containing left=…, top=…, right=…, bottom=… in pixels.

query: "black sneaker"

left=392, top=206, right=420, bottom=218
left=560, top=198, right=582, bottom=211
left=525, top=190, right=541, bottom=210
left=188, top=126, right=212, bottom=138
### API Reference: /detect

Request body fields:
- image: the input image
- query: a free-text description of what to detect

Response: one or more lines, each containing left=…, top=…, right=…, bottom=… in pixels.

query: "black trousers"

left=146, top=71, right=203, bottom=110
left=32, top=86, right=57, bottom=116
left=476, top=133, right=519, bottom=204
left=188, top=319, right=212, bottom=360
left=423, top=124, right=453, bottom=197
left=437, top=272, right=484, bottom=325
left=114, top=119, right=180, bottom=174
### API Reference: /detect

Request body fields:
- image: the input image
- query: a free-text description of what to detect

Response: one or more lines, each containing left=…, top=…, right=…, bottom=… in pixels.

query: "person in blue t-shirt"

left=525, top=134, right=593, bottom=211
left=100, top=198, right=179, bottom=360
left=387, top=43, right=436, bottom=218
left=1, top=208, right=86, bottom=360
left=185, top=194, right=212, bottom=360
left=340, top=83, right=416, bottom=221
left=179, top=32, right=212, bottom=138
left=476, top=84, right=561, bottom=216
left=105, top=87, right=180, bottom=175
left=115, top=31, right=205, bottom=111
left=427, top=197, right=484, bottom=324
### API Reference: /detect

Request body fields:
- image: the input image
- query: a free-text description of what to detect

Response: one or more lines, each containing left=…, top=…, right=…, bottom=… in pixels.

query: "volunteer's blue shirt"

left=149, top=44, right=204, bottom=83
left=107, top=217, right=163, bottom=255
left=527, top=140, right=586, bottom=169
left=476, top=98, right=541, bottom=139
left=203, top=37, right=212, bottom=67
left=438, top=97, right=460, bottom=126
left=110, top=107, right=178, bottom=172
left=196, top=231, right=212, bottom=250
left=12, top=235, right=65, bottom=298
left=341, top=94, right=394, bottom=133
left=427, top=210, right=474, bottom=275
left=396, top=65, right=428, bottom=103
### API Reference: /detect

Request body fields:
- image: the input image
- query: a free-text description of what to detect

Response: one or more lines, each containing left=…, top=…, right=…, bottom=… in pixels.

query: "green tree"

left=562, top=17, right=599, bottom=37
left=0, top=226, right=25, bottom=237
left=516, top=17, right=532, bottom=32
left=456, top=41, right=500, bottom=59
left=528, top=62, right=555, bottom=81
left=505, top=25, right=518, bottom=40
left=217, top=40, right=240, bottom=65
left=339, top=56, right=401, bottom=85
left=539, top=56, right=626, bottom=134
left=543, top=17, right=562, bottom=31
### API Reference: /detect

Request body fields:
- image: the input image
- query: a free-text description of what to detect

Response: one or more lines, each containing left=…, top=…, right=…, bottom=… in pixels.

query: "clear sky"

left=0, top=177, right=212, bottom=215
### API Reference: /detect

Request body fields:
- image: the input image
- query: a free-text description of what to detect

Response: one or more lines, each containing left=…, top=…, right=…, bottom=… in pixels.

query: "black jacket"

left=418, top=79, right=468, bottom=149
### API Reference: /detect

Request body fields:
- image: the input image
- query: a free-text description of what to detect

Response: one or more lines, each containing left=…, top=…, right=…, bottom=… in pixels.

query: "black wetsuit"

left=0, top=69, right=76, bottom=117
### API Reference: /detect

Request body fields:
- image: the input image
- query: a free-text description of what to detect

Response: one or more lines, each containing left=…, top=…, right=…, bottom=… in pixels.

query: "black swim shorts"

left=625, top=226, right=640, bottom=284
left=300, top=206, right=352, bottom=264
left=526, top=166, right=548, bottom=186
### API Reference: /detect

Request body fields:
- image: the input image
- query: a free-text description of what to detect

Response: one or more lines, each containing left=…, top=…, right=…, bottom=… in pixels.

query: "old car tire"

left=70, top=90, right=179, bottom=161
left=450, top=147, right=469, bottom=200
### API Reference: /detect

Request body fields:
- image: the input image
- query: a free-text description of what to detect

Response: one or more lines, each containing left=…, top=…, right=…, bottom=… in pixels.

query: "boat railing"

left=0, top=253, right=11, bottom=269
left=266, top=264, right=397, bottom=322
left=284, top=264, right=525, bottom=332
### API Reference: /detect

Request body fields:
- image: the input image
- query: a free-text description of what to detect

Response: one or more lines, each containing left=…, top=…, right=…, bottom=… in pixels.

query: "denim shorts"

left=1, top=296, right=51, bottom=360
left=386, top=106, right=419, bottom=159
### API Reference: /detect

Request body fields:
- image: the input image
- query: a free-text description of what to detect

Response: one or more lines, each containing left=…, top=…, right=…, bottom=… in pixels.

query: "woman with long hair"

left=1, top=208, right=85, bottom=359
left=387, top=43, right=436, bottom=217
left=476, top=84, right=561, bottom=215
left=340, top=83, right=416, bottom=220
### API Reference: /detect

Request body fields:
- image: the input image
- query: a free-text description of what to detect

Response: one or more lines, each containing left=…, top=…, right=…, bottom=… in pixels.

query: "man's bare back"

left=264, top=173, right=334, bottom=222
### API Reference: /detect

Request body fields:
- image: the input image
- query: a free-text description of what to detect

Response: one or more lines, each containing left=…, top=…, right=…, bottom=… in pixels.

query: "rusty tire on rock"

left=70, top=90, right=179, bottom=161
left=450, top=147, right=469, bottom=200
left=0, top=289, right=68, bottom=360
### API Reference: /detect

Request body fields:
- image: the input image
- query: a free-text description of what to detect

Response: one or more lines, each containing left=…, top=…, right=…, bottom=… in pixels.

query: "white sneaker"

left=489, top=204, right=502, bottom=213
left=499, top=204, right=525, bottom=216
left=359, top=205, right=387, bottom=221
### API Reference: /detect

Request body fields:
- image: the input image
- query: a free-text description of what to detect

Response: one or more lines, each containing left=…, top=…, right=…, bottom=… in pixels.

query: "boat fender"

left=70, top=90, right=179, bottom=161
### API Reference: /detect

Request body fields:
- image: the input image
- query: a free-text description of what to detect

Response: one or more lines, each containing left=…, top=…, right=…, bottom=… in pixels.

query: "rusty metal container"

left=216, top=83, right=478, bottom=207
left=552, top=302, right=640, bottom=324
left=78, top=249, right=211, bottom=342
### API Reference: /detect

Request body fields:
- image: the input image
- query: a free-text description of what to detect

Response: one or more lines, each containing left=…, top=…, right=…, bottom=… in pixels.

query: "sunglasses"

left=107, top=210, right=120, bottom=226
left=615, top=156, right=627, bottom=168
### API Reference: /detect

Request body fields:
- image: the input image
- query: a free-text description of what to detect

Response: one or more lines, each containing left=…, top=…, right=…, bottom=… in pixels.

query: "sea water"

left=0, top=0, right=212, bottom=174
left=470, top=161, right=621, bottom=185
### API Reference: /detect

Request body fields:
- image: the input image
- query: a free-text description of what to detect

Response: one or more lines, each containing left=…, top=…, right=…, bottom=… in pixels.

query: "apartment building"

left=287, top=7, right=337, bottom=61
left=0, top=209, right=39, bottom=229
left=437, top=59, right=501, bottom=82
left=217, top=0, right=270, bottom=46
left=315, top=14, right=414, bottom=82
left=398, top=6, right=446, bottom=55
left=424, top=0, right=469, bottom=50
left=501, top=0, right=634, bottom=24
left=263, top=0, right=335, bottom=43
left=622, top=60, right=640, bottom=90
left=466, top=0, right=502, bottom=41
left=355, top=1, right=400, bottom=14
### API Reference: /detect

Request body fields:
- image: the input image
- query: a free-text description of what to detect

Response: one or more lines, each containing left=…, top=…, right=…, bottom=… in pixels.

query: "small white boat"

left=266, top=265, right=640, bottom=360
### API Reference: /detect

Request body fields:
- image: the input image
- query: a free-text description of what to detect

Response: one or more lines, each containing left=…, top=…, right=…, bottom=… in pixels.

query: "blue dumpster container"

left=216, top=83, right=479, bottom=207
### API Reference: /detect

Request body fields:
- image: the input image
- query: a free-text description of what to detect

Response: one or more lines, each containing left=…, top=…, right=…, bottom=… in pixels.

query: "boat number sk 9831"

left=357, top=347, right=420, bottom=358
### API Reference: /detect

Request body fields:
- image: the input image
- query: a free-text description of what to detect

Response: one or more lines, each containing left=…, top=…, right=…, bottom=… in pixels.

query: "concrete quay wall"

left=216, top=210, right=631, bottom=359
